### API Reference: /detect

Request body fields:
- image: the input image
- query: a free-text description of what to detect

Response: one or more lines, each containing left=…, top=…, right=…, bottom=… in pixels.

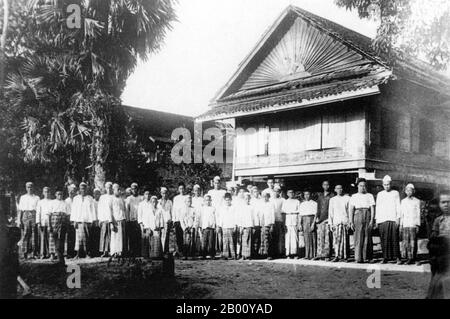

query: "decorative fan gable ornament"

left=240, top=17, right=368, bottom=91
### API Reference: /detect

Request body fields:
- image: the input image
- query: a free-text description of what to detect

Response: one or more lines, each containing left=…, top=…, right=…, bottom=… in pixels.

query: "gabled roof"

left=197, top=5, right=450, bottom=122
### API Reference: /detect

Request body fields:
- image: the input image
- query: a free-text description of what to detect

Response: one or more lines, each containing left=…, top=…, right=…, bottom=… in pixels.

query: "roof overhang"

left=197, top=85, right=380, bottom=122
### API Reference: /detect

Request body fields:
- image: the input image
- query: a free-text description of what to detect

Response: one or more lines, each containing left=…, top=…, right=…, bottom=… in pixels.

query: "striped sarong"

left=49, top=212, right=67, bottom=255
left=20, top=210, right=38, bottom=255
left=183, top=227, right=197, bottom=257
left=260, top=225, right=272, bottom=257
left=241, top=227, right=252, bottom=258
left=252, top=226, right=261, bottom=258
left=222, top=227, right=237, bottom=259
left=332, top=223, right=349, bottom=259
left=75, top=222, right=91, bottom=256
left=202, top=228, right=215, bottom=258
left=378, top=220, right=400, bottom=260
left=301, top=215, right=316, bottom=259
left=317, top=221, right=331, bottom=258
left=161, top=221, right=177, bottom=254
left=401, top=227, right=417, bottom=260
left=99, top=221, right=111, bottom=253
left=150, top=230, right=163, bottom=259
left=141, top=228, right=152, bottom=259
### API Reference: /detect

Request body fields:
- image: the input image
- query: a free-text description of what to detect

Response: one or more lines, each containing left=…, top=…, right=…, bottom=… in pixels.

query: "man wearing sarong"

left=349, top=178, right=375, bottom=263
left=272, top=185, right=285, bottom=258
left=191, top=184, right=203, bottom=255
left=18, top=182, right=40, bottom=259
left=159, top=187, right=174, bottom=255
left=431, top=192, right=450, bottom=243
left=328, top=185, right=350, bottom=262
left=71, top=182, right=96, bottom=258
left=49, top=191, right=69, bottom=264
left=172, top=182, right=187, bottom=257
left=251, top=187, right=263, bottom=258
left=110, top=184, right=127, bottom=257
left=180, top=195, right=199, bottom=259
left=400, top=183, right=421, bottom=264
left=208, top=176, right=226, bottom=256
left=98, top=182, right=114, bottom=257
left=240, top=193, right=255, bottom=260
left=260, top=192, right=275, bottom=259
left=219, top=193, right=238, bottom=260
left=139, top=192, right=162, bottom=259
left=36, top=187, right=53, bottom=259
left=125, top=182, right=142, bottom=257
left=199, top=194, right=216, bottom=259
left=299, top=190, right=317, bottom=259
left=91, top=188, right=102, bottom=257
left=234, top=187, right=247, bottom=259
left=64, top=184, right=77, bottom=258
left=375, top=175, right=401, bottom=264
left=315, top=181, right=334, bottom=261
left=282, top=190, right=300, bottom=259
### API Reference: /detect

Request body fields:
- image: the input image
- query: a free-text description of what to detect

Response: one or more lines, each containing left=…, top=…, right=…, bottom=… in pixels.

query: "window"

left=419, top=119, right=434, bottom=154
left=380, top=108, right=399, bottom=150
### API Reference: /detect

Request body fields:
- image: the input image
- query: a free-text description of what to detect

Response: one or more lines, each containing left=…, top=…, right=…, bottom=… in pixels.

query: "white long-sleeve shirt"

left=180, top=206, right=199, bottom=230
left=98, top=194, right=114, bottom=222
left=191, top=196, right=203, bottom=211
left=158, top=199, right=173, bottom=224
left=328, top=195, right=350, bottom=226
left=217, top=205, right=237, bottom=229
left=260, top=201, right=275, bottom=226
left=207, top=189, right=226, bottom=208
left=272, top=197, right=285, bottom=223
left=36, top=198, right=53, bottom=225
left=172, top=194, right=187, bottom=222
left=375, top=190, right=401, bottom=223
left=282, top=199, right=300, bottom=227
left=18, top=194, right=40, bottom=211
left=51, top=199, right=69, bottom=214
left=138, top=201, right=160, bottom=230
left=70, top=195, right=97, bottom=223
left=298, top=200, right=317, bottom=216
left=400, top=197, right=421, bottom=228
left=239, top=204, right=256, bottom=228
left=125, top=195, right=142, bottom=221
left=112, top=196, right=126, bottom=221
left=349, top=193, right=375, bottom=209
left=199, top=206, right=216, bottom=229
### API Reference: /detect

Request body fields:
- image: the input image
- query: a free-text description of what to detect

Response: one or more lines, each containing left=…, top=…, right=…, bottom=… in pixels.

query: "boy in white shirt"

left=260, top=192, right=275, bottom=259
left=199, top=194, right=216, bottom=259
left=219, top=193, right=238, bottom=260
left=37, top=186, right=53, bottom=259
left=400, top=183, right=421, bottom=264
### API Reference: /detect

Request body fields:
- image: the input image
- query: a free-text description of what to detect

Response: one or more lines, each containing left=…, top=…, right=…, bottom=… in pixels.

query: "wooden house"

left=196, top=6, right=450, bottom=197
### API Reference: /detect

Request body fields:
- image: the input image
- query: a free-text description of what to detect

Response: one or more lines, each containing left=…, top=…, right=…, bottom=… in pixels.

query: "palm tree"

left=4, top=0, right=176, bottom=188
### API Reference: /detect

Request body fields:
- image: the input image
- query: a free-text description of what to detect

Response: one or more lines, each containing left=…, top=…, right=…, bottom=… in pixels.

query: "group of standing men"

left=16, top=175, right=450, bottom=265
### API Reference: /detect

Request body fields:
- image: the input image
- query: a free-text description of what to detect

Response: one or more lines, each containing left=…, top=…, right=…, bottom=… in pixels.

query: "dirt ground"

left=18, top=258, right=430, bottom=299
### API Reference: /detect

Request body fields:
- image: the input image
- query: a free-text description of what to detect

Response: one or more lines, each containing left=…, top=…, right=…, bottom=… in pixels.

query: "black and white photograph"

left=0, top=0, right=450, bottom=303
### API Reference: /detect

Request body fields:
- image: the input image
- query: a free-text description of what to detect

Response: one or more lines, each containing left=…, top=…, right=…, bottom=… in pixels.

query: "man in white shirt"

left=191, top=184, right=203, bottom=211
left=260, top=192, right=275, bottom=259
left=282, top=189, right=301, bottom=259
left=138, top=192, right=161, bottom=259
left=125, top=182, right=142, bottom=257
left=36, top=186, right=53, bottom=259
left=98, top=182, right=114, bottom=257
left=208, top=176, right=226, bottom=255
left=328, top=185, right=350, bottom=262
left=172, top=182, right=187, bottom=257
left=18, top=182, right=40, bottom=259
left=299, top=190, right=317, bottom=260
left=110, top=184, right=127, bottom=257
left=70, top=182, right=97, bottom=258
left=158, top=186, right=174, bottom=255
left=179, top=195, right=199, bottom=259
left=199, top=194, right=216, bottom=259
left=272, top=185, right=285, bottom=258
left=91, top=188, right=102, bottom=257
left=64, top=183, right=77, bottom=258
left=261, top=178, right=276, bottom=199
left=400, top=183, right=421, bottom=264
left=219, top=193, right=238, bottom=260
left=375, top=175, right=401, bottom=264
left=349, top=178, right=375, bottom=263
left=240, top=193, right=256, bottom=260
left=49, top=190, right=69, bottom=264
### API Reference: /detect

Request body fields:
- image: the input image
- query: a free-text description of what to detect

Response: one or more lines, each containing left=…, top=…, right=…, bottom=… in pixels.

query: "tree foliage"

left=335, top=0, right=450, bottom=70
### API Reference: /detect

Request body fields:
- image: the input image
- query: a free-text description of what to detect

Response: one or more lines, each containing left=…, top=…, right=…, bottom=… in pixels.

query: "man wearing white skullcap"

left=375, top=175, right=401, bottom=264
left=98, top=182, right=114, bottom=257
left=125, top=182, right=142, bottom=257
left=17, top=182, right=40, bottom=259
left=70, top=182, right=97, bottom=258
left=400, top=183, right=421, bottom=264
